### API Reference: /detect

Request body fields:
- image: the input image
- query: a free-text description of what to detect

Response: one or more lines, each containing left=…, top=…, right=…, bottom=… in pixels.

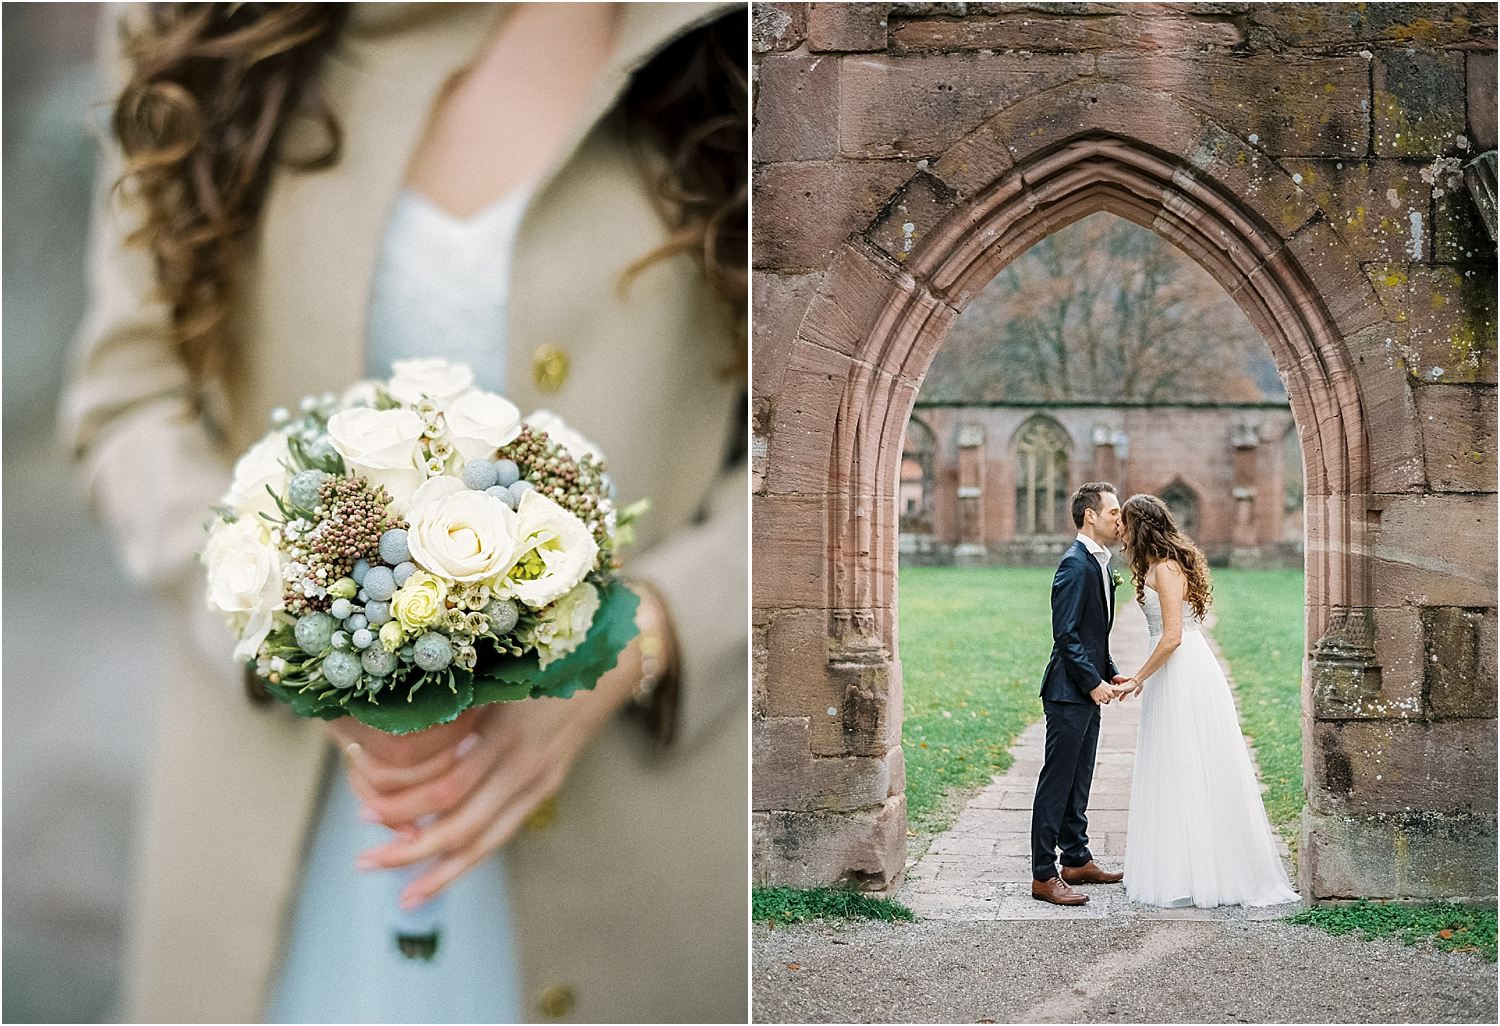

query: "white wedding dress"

left=1123, top=584, right=1300, bottom=908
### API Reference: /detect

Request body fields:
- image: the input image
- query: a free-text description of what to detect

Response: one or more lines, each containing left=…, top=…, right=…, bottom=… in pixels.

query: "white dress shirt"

left=1076, top=531, right=1112, bottom=609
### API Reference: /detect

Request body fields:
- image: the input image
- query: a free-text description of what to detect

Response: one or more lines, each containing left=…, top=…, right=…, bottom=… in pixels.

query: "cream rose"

left=405, top=476, right=522, bottom=583
left=504, top=489, right=599, bottom=608
left=387, top=358, right=474, bottom=405
left=525, top=409, right=602, bottom=462
left=390, top=570, right=449, bottom=633
left=222, top=431, right=291, bottom=517
left=445, top=389, right=523, bottom=462
left=528, top=580, right=601, bottom=669
left=203, top=518, right=284, bottom=661
left=326, top=407, right=426, bottom=509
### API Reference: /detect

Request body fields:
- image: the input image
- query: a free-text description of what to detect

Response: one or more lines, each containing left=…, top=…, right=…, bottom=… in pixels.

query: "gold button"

left=538, top=984, right=575, bottom=1019
left=532, top=344, right=569, bottom=393
left=524, top=795, right=558, bottom=833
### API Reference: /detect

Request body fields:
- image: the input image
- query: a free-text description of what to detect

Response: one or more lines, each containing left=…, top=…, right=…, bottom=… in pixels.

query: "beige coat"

left=59, top=4, right=747, bottom=1022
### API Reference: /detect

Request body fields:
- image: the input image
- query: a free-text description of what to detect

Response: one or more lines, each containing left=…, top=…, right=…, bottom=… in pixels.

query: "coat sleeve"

left=622, top=456, right=745, bottom=750
left=1050, top=556, right=1102, bottom=699
left=57, top=3, right=237, bottom=596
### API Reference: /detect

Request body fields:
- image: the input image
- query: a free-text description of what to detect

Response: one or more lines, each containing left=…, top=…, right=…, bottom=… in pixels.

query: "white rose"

left=525, top=409, right=602, bottom=462
left=405, top=476, right=522, bottom=583
left=387, top=358, right=474, bottom=405
left=203, top=518, right=284, bottom=661
left=445, top=390, right=523, bottom=462
left=326, top=407, right=426, bottom=509
left=528, top=580, right=600, bottom=669
left=504, top=489, right=599, bottom=608
left=338, top=378, right=382, bottom=410
left=223, top=431, right=291, bottom=517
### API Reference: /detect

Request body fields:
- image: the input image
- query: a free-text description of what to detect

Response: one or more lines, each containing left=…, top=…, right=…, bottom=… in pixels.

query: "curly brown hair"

left=108, top=3, right=747, bottom=409
left=1120, top=493, right=1213, bottom=621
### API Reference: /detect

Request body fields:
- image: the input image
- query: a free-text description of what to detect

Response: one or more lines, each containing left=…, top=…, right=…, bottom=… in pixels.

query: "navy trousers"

left=1030, top=699, right=1102, bottom=881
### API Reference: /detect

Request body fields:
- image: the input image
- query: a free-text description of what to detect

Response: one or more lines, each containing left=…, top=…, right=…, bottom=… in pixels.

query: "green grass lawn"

left=898, top=566, right=1054, bottom=836
left=1204, top=568, right=1307, bottom=847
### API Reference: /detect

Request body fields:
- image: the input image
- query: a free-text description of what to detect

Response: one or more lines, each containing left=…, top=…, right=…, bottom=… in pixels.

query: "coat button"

left=524, top=795, right=558, bottom=833
left=532, top=343, right=569, bottom=393
left=538, top=984, right=575, bottom=1019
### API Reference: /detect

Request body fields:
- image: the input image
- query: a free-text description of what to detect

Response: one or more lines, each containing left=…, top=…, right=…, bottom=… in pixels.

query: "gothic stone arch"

left=752, top=3, right=1497, bottom=901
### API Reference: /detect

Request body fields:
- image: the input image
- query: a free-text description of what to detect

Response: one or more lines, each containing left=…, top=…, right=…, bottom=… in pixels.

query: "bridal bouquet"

left=202, top=358, right=645, bottom=957
left=204, top=357, right=644, bottom=732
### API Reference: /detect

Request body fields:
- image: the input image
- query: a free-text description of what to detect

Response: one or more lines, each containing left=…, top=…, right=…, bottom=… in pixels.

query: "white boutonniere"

left=1110, top=567, right=1124, bottom=590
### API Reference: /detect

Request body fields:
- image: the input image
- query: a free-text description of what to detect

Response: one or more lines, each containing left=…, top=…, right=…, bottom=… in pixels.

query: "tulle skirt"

left=1124, top=630, right=1300, bottom=908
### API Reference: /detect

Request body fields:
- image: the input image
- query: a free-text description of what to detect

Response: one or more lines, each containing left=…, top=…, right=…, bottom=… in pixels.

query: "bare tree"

left=924, top=213, right=1277, bottom=402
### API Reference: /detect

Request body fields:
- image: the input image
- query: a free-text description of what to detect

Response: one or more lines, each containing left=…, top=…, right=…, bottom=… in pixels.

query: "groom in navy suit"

left=1031, top=481, right=1134, bottom=906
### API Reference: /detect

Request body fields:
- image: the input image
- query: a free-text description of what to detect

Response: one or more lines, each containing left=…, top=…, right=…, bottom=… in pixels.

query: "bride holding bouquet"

left=60, top=3, right=747, bottom=1022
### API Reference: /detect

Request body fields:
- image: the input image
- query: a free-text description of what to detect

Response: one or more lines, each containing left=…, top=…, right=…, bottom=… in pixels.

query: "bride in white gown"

left=1115, top=494, right=1300, bottom=909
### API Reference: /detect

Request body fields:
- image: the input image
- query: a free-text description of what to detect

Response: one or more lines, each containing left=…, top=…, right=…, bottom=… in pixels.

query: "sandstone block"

left=807, top=3, right=890, bottom=53
left=866, top=170, right=958, bottom=266
left=1180, top=125, right=1321, bottom=241
left=1370, top=493, right=1497, bottom=608
left=1279, top=159, right=1431, bottom=264
left=1374, top=50, right=1467, bottom=158
left=890, top=7, right=1245, bottom=53
left=1279, top=218, right=1384, bottom=338
left=752, top=493, right=829, bottom=608
left=1097, top=52, right=1368, bottom=157
left=753, top=161, right=916, bottom=270
left=838, top=51, right=1094, bottom=159
left=752, top=2, right=806, bottom=54
left=1433, top=187, right=1495, bottom=266
left=1414, top=383, right=1497, bottom=493
left=1249, top=4, right=1498, bottom=49
left=1342, top=325, right=1425, bottom=494
left=1303, top=808, right=1497, bottom=901
left=1422, top=605, right=1499, bottom=719
left=753, top=270, right=824, bottom=399
left=1309, top=718, right=1497, bottom=814
left=752, top=795, right=907, bottom=889
left=754, top=54, right=840, bottom=162
left=1469, top=51, right=1497, bottom=150
left=753, top=716, right=899, bottom=812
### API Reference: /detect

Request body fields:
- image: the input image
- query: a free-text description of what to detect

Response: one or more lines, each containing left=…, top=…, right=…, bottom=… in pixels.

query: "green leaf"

left=473, top=579, right=640, bottom=703
left=346, top=671, right=475, bottom=735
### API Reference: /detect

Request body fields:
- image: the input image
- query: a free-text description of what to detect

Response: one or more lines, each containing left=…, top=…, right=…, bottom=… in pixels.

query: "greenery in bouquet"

left=202, top=359, right=647, bottom=734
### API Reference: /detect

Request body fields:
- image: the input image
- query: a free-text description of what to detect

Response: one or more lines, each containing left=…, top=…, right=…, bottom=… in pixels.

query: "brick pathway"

left=898, top=596, right=1300, bottom=922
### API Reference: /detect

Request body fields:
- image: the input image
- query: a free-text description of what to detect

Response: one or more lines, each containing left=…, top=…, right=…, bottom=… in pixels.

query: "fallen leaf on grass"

left=785, top=962, right=801, bottom=971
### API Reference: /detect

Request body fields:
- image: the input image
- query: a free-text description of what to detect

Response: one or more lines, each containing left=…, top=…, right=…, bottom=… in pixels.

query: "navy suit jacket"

left=1040, top=539, right=1121, bottom=703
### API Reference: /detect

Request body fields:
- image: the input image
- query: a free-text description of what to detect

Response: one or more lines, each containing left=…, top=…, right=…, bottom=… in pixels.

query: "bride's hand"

left=345, top=587, right=670, bottom=910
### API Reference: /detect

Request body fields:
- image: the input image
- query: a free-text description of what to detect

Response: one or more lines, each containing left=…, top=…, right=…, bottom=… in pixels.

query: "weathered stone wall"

left=906, top=402, right=1300, bottom=562
left=752, top=1, right=1497, bottom=900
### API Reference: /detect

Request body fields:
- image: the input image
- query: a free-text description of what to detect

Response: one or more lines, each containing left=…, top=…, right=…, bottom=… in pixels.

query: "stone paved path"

left=897, top=596, right=1300, bottom=922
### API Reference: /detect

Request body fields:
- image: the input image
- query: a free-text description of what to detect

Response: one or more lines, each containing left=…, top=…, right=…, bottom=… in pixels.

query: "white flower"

left=504, top=489, right=599, bottom=608
left=222, top=431, right=291, bottom=518
left=528, top=581, right=600, bottom=669
left=338, top=378, right=383, bottom=410
left=446, top=390, right=523, bottom=461
left=203, top=518, right=284, bottom=661
left=525, top=409, right=601, bottom=462
left=387, top=358, right=474, bottom=405
left=326, top=407, right=426, bottom=510
left=405, top=476, right=522, bottom=583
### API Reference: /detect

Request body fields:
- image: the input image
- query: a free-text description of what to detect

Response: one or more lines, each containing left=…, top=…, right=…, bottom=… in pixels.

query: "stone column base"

left=1302, top=808, right=1499, bottom=901
left=752, top=795, right=907, bottom=892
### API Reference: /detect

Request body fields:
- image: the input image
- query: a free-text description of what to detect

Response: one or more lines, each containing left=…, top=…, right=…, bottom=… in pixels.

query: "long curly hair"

left=1120, top=493, right=1213, bottom=621
left=108, top=3, right=747, bottom=409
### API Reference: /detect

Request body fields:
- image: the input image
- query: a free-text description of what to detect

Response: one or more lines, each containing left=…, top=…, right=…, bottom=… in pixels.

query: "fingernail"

left=356, top=854, right=378, bottom=871
left=344, top=741, right=362, bottom=760
left=358, top=805, right=381, bottom=824
left=399, top=891, right=423, bottom=912
left=456, top=733, right=480, bottom=759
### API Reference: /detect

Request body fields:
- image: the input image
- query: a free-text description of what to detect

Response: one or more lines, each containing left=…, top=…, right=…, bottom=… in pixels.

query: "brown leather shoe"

left=1061, top=860, right=1124, bottom=885
left=1031, top=876, right=1089, bottom=905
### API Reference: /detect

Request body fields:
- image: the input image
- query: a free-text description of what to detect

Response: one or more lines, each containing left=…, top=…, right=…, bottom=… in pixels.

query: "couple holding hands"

left=1029, top=482, right=1300, bottom=910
